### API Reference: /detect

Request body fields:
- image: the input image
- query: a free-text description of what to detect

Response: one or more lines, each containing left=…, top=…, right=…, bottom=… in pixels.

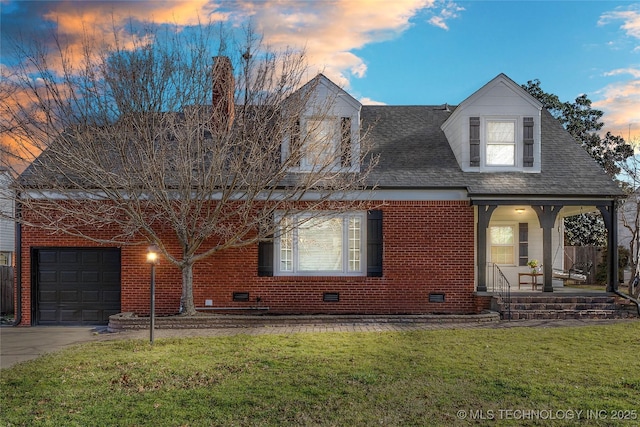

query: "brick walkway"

left=3, top=318, right=636, bottom=369
left=97, top=317, right=638, bottom=342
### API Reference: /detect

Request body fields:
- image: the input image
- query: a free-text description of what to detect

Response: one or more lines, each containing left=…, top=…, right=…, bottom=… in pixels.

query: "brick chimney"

left=212, top=56, right=235, bottom=131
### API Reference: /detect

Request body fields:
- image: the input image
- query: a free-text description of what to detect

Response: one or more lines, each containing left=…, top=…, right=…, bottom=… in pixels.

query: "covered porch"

left=474, top=199, right=620, bottom=294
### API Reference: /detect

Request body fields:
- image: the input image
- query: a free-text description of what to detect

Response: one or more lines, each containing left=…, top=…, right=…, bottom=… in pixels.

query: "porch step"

left=492, top=295, right=638, bottom=320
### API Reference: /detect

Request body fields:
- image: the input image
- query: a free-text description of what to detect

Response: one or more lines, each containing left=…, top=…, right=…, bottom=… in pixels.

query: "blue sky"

left=1, top=0, right=639, bottom=139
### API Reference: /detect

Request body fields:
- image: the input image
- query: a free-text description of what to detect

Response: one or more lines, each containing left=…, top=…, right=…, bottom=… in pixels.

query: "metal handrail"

left=493, top=263, right=511, bottom=320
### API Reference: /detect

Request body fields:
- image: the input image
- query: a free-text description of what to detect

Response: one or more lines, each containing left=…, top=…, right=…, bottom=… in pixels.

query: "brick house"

left=15, top=72, right=624, bottom=325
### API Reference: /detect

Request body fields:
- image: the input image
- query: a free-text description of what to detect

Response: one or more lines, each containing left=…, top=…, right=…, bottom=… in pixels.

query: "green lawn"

left=1, top=323, right=639, bottom=426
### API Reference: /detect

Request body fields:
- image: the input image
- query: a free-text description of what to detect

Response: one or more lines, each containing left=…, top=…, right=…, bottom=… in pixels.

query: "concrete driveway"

left=0, top=326, right=113, bottom=369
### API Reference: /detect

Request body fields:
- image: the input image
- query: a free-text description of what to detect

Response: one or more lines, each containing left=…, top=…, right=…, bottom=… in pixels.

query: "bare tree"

left=0, top=22, right=376, bottom=315
left=618, top=135, right=640, bottom=298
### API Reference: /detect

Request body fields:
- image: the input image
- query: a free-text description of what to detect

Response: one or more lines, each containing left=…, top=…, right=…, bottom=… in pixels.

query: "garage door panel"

left=38, top=309, right=58, bottom=322
left=81, top=310, right=100, bottom=322
left=36, top=248, right=121, bottom=326
left=103, top=290, right=121, bottom=302
left=82, top=290, right=100, bottom=302
left=59, top=251, right=79, bottom=263
left=39, top=290, right=57, bottom=302
left=81, top=251, right=99, bottom=264
left=60, top=309, right=80, bottom=322
left=102, top=251, right=120, bottom=265
left=60, top=290, right=80, bottom=302
left=39, top=271, right=57, bottom=283
left=39, top=251, right=58, bottom=264
left=102, top=271, right=120, bottom=283
left=81, top=271, right=99, bottom=282
left=60, top=271, right=78, bottom=283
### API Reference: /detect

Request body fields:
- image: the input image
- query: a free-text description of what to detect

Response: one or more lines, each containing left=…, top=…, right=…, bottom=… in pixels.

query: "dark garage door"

left=35, top=248, right=121, bottom=325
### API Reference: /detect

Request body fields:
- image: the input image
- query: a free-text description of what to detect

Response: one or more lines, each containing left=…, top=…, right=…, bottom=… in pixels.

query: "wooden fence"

left=563, top=246, right=604, bottom=285
left=0, top=266, right=14, bottom=316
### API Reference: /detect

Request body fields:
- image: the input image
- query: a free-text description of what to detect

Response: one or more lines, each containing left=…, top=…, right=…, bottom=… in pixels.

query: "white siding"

left=0, top=170, right=14, bottom=257
left=283, top=75, right=362, bottom=172
left=442, top=74, right=542, bottom=173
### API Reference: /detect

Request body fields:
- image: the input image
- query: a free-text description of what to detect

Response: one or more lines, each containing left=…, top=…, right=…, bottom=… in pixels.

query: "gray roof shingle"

left=363, top=106, right=623, bottom=198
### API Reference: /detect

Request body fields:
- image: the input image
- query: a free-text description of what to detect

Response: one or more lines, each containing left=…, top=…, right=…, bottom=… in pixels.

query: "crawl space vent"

left=323, top=292, right=340, bottom=302
left=232, top=292, right=250, bottom=302
left=429, top=293, right=445, bottom=303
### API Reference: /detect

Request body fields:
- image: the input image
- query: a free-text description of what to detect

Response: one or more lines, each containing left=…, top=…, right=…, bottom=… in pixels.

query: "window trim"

left=489, top=222, right=517, bottom=266
left=274, top=211, right=367, bottom=277
left=484, top=118, right=517, bottom=167
left=284, top=115, right=358, bottom=173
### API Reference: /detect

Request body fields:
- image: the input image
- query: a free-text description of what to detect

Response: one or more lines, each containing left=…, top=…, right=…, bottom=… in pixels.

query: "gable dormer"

left=282, top=74, right=362, bottom=172
left=441, top=74, right=543, bottom=173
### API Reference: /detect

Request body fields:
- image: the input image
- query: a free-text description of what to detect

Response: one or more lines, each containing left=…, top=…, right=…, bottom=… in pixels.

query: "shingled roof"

left=363, top=105, right=624, bottom=199
left=21, top=99, right=624, bottom=201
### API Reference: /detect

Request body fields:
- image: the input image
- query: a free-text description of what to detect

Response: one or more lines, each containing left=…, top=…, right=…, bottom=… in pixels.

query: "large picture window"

left=486, top=120, right=515, bottom=166
left=276, top=212, right=365, bottom=276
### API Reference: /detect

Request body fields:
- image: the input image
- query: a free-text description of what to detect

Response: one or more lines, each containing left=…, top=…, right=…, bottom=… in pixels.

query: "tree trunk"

left=181, top=262, right=197, bottom=315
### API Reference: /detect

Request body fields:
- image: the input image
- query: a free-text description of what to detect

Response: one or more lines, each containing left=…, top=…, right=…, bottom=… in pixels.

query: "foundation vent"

left=232, top=292, right=250, bottom=302
left=323, top=292, right=340, bottom=302
left=429, top=293, right=445, bottom=303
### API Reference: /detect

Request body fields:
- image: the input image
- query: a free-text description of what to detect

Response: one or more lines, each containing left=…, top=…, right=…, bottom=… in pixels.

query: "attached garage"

left=33, top=248, right=121, bottom=325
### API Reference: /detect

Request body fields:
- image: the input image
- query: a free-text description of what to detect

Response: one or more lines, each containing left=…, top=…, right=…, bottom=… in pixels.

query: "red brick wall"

left=18, top=200, right=480, bottom=324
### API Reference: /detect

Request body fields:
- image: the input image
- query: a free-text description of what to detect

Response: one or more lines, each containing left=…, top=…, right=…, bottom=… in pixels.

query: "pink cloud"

left=25, top=0, right=457, bottom=90
left=593, top=70, right=640, bottom=141
left=240, top=0, right=438, bottom=87
left=596, top=6, right=640, bottom=142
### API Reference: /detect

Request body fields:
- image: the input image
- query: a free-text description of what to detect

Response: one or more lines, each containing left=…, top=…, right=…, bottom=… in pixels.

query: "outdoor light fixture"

left=515, top=208, right=526, bottom=214
left=146, top=244, right=160, bottom=344
left=147, top=245, right=159, bottom=265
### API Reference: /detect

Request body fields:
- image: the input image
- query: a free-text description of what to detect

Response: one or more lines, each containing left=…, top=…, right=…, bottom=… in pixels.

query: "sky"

left=1, top=0, right=639, bottom=140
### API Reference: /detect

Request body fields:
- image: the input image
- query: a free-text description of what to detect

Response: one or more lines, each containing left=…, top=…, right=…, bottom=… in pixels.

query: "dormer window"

left=468, top=116, right=534, bottom=170
left=304, top=118, right=335, bottom=169
left=282, top=74, right=361, bottom=172
left=287, top=115, right=356, bottom=172
left=441, top=74, right=542, bottom=173
left=304, top=117, right=349, bottom=169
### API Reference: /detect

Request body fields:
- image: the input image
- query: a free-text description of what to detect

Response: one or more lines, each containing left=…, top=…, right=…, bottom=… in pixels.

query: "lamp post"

left=146, top=245, right=159, bottom=344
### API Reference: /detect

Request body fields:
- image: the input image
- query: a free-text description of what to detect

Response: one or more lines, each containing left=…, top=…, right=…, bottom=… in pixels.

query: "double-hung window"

left=288, top=116, right=354, bottom=171
left=276, top=212, right=365, bottom=276
left=486, top=120, right=516, bottom=166
left=303, top=118, right=338, bottom=170
left=489, top=224, right=515, bottom=265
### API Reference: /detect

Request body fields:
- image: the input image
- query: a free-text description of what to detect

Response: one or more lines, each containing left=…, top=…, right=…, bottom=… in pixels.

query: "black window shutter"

left=341, top=117, right=352, bottom=167
left=470, top=117, right=480, bottom=167
left=523, top=117, right=534, bottom=167
left=258, top=240, right=274, bottom=277
left=518, top=222, right=528, bottom=266
left=367, top=210, right=383, bottom=277
left=291, top=117, right=301, bottom=167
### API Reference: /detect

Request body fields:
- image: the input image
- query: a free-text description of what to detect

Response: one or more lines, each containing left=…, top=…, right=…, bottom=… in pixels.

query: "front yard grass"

left=1, top=322, right=639, bottom=426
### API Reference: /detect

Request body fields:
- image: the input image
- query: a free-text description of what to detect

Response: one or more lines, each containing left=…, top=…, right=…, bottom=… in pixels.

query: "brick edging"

left=108, top=311, right=501, bottom=331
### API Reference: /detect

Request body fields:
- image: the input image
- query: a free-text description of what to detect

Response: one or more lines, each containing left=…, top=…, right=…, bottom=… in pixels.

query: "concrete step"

left=506, top=309, right=634, bottom=320
left=508, top=296, right=615, bottom=304
left=509, top=302, right=618, bottom=310
left=492, top=295, right=637, bottom=320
